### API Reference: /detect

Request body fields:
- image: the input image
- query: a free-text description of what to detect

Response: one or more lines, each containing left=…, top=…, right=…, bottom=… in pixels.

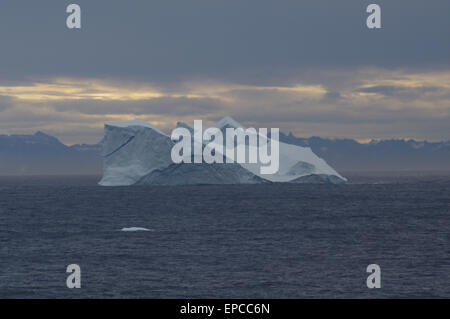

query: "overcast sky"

left=0, top=0, right=449, bottom=144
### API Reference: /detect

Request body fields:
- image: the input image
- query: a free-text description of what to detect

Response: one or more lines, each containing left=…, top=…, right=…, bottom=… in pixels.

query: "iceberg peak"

left=105, top=120, right=166, bottom=135
left=214, top=116, right=243, bottom=129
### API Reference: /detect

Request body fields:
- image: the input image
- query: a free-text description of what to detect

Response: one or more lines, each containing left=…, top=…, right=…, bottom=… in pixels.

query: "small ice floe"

left=120, top=227, right=151, bottom=232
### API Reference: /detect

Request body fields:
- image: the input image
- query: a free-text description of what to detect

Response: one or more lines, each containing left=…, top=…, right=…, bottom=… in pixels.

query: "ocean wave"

left=120, top=227, right=152, bottom=232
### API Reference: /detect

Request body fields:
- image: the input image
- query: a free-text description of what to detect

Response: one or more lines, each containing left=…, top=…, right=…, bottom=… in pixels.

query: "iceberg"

left=99, top=117, right=347, bottom=186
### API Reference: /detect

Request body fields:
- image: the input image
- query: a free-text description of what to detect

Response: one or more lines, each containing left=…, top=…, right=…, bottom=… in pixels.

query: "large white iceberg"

left=99, top=117, right=346, bottom=186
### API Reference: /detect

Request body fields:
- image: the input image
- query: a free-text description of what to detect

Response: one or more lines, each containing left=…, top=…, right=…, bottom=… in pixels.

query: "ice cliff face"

left=99, top=118, right=347, bottom=186
left=135, top=162, right=266, bottom=186
left=99, top=121, right=174, bottom=186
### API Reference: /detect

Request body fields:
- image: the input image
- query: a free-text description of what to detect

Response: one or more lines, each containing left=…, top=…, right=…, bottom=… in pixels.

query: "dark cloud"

left=323, top=91, right=342, bottom=101
left=356, top=85, right=442, bottom=98
left=231, top=101, right=446, bottom=126
left=49, top=97, right=223, bottom=116
left=0, top=96, right=14, bottom=112
left=0, top=0, right=449, bottom=82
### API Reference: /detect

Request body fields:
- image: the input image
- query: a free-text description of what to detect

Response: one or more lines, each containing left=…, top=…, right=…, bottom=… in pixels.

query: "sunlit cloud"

left=0, top=78, right=326, bottom=103
left=357, top=70, right=450, bottom=89
left=0, top=79, right=165, bottom=102
left=0, top=68, right=449, bottom=144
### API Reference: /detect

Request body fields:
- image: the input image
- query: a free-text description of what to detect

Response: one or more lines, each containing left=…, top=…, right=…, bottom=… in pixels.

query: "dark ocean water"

left=0, top=173, right=449, bottom=298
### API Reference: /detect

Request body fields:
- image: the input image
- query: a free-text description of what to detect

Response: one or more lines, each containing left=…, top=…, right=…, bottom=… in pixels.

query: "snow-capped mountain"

left=99, top=117, right=347, bottom=186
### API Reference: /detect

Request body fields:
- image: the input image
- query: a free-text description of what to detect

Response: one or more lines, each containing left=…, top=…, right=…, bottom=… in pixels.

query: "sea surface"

left=0, top=173, right=449, bottom=298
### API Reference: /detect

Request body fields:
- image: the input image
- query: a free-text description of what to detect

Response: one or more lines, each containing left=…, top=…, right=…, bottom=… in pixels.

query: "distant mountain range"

left=0, top=131, right=449, bottom=175
left=0, top=132, right=101, bottom=175
left=277, top=132, right=450, bottom=172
